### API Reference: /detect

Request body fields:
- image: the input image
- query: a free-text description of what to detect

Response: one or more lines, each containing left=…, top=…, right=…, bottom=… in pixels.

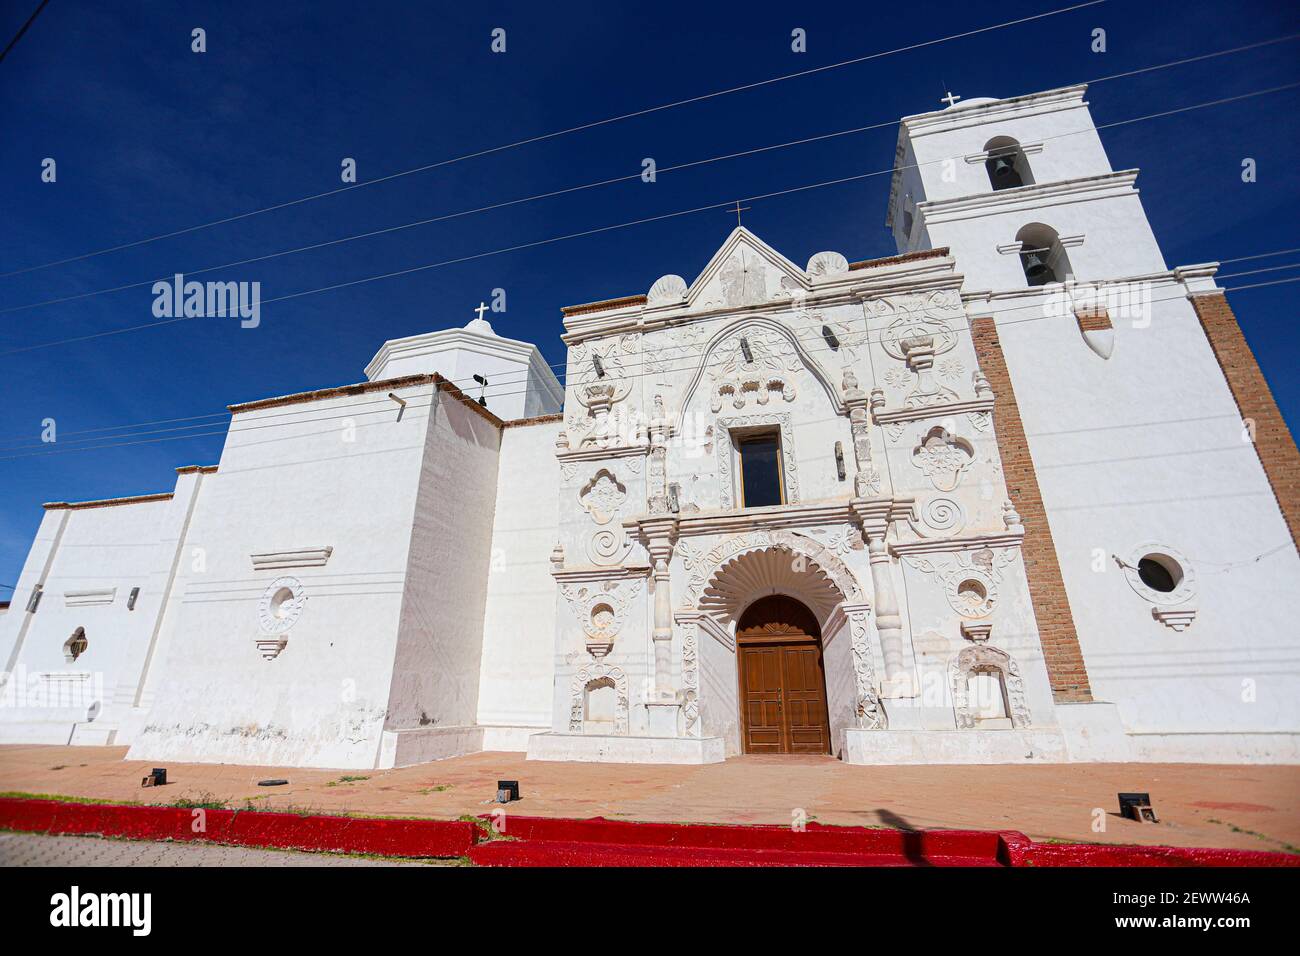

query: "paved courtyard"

left=0, top=831, right=440, bottom=866
left=1, top=745, right=1297, bottom=853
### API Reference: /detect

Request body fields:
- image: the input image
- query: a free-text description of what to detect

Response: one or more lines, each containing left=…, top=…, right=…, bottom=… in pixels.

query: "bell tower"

left=885, top=84, right=1167, bottom=290
left=883, top=85, right=1300, bottom=761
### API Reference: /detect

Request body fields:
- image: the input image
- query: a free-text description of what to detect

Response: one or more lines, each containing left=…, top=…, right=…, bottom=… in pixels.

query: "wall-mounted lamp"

left=668, top=483, right=681, bottom=514
left=473, top=374, right=489, bottom=407
left=592, top=355, right=605, bottom=378
left=25, top=585, right=42, bottom=613
left=127, top=587, right=140, bottom=611
left=740, top=336, right=753, bottom=363
left=834, top=441, right=846, bottom=481
left=822, top=325, right=841, bottom=351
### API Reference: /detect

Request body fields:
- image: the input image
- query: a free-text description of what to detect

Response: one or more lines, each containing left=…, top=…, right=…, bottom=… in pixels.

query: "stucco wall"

left=477, top=419, right=562, bottom=733
left=993, top=285, right=1300, bottom=751
left=127, top=380, right=438, bottom=768
left=0, top=496, right=185, bottom=744
left=385, top=391, right=503, bottom=734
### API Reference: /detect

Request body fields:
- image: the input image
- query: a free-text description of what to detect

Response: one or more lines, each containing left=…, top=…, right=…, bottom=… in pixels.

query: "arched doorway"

left=736, top=595, right=832, bottom=754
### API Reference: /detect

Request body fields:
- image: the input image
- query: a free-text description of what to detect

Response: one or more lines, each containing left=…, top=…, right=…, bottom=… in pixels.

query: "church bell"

left=1022, top=251, right=1050, bottom=284
left=990, top=154, right=1022, bottom=188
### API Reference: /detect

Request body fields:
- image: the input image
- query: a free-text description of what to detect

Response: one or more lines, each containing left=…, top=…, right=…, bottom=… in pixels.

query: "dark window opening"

left=1138, top=557, right=1177, bottom=593
left=738, top=433, right=784, bottom=508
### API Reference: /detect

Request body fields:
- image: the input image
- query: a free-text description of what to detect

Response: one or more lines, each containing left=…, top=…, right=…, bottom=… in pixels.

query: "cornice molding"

left=659, top=501, right=860, bottom=538
left=890, top=529, right=1025, bottom=557
left=551, top=564, right=652, bottom=584
left=872, top=396, right=995, bottom=425
left=557, top=443, right=650, bottom=464
left=917, top=170, right=1140, bottom=226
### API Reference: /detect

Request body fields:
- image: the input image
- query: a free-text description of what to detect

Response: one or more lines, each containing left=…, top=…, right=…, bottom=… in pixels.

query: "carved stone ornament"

left=561, top=578, right=644, bottom=655
left=685, top=529, right=865, bottom=606
left=570, top=336, right=635, bottom=409
left=871, top=290, right=963, bottom=361
left=647, top=273, right=688, bottom=306
left=579, top=469, right=627, bottom=525
left=918, top=496, right=966, bottom=536
left=258, top=576, right=306, bottom=635
left=949, top=644, right=1032, bottom=730
left=707, top=328, right=800, bottom=413
left=569, top=662, right=630, bottom=734
left=849, top=610, right=886, bottom=730
left=679, top=620, right=700, bottom=735
left=911, top=426, right=975, bottom=492
left=806, top=251, right=849, bottom=277
left=904, top=546, right=1018, bottom=619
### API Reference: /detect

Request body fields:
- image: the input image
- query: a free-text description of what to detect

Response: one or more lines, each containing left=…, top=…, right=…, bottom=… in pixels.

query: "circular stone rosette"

left=258, top=576, right=306, bottom=634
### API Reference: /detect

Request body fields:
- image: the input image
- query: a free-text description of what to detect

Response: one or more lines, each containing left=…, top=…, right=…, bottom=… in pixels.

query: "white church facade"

left=3, top=85, right=1298, bottom=769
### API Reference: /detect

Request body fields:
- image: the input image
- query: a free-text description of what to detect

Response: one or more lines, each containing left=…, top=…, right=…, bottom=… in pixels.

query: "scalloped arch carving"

left=686, top=530, right=865, bottom=624
left=674, top=317, right=844, bottom=431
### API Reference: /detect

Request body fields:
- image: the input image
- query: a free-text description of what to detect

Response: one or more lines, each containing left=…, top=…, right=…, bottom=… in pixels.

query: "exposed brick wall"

left=971, top=316, right=1094, bottom=703
left=1189, top=291, right=1300, bottom=549
left=1074, top=307, right=1113, bottom=333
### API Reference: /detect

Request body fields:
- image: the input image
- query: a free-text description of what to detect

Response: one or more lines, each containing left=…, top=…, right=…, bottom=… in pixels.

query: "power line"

left=0, top=0, right=50, bottom=66
left=0, top=2, right=1106, bottom=280
left=4, top=271, right=1296, bottom=463
left=6, top=76, right=1296, bottom=353
left=3, top=240, right=1296, bottom=448
left=7, top=33, right=1299, bottom=318
left=1216, top=260, right=1300, bottom=280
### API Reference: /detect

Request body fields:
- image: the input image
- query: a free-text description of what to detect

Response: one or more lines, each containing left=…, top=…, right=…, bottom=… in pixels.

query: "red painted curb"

left=487, top=815, right=1004, bottom=860
left=0, top=799, right=478, bottom=858
left=473, top=815, right=1300, bottom=868
left=3, top=799, right=1295, bottom=866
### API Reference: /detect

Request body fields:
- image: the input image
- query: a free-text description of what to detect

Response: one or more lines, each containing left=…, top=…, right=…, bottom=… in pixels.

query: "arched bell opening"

left=1015, top=222, right=1072, bottom=287
left=984, top=135, right=1034, bottom=191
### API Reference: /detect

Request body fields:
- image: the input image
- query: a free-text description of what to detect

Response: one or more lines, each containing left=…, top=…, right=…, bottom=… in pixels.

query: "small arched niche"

left=1015, top=223, right=1072, bottom=287
left=583, top=677, right=617, bottom=735
left=984, top=136, right=1033, bottom=190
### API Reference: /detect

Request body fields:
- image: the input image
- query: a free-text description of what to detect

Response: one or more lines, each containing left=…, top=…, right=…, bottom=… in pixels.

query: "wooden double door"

left=736, top=595, right=832, bottom=755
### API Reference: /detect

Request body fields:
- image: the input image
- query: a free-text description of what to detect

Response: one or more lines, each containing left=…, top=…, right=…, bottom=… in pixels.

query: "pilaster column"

left=634, top=515, right=679, bottom=701
left=646, top=394, right=674, bottom=515
left=851, top=498, right=915, bottom=698
left=841, top=369, right=885, bottom=498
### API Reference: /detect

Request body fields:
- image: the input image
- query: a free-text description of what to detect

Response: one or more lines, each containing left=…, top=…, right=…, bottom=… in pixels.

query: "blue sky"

left=1, top=0, right=1298, bottom=593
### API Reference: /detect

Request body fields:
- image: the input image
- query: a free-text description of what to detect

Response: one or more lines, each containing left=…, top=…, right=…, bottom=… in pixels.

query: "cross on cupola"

left=940, top=90, right=961, bottom=108
left=474, top=302, right=489, bottom=321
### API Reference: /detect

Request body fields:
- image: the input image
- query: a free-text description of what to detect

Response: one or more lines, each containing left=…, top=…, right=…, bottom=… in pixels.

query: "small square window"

left=737, top=432, right=784, bottom=508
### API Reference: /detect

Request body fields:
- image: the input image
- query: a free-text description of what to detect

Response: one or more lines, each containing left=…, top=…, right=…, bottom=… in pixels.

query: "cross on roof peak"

left=726, top=199, right=751, bottom=228
left=940, top=90, right=962, bottom=108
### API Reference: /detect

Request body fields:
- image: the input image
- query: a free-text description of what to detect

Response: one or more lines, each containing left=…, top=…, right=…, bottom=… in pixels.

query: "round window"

left=1137, top=556, right=1179, bottom=593
left=1121, top=544, right=1195, bottom=607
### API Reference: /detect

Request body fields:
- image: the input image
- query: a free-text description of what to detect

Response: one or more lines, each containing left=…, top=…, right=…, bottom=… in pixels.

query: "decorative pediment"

left=685, top=228, right=809, bottom=312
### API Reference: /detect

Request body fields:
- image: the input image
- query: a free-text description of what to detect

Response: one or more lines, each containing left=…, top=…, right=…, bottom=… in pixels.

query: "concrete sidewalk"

left=0, top=831, right=442, bottom=866
left=1, top=744, right=1296, bottom=853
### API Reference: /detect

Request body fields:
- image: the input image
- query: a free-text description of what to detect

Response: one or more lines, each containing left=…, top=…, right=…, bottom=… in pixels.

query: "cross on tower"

left=474, top=301, right=489, bottom=321
left=940, top=90, right=961, bottom=108
left=727, top=199, right=751, bottom=227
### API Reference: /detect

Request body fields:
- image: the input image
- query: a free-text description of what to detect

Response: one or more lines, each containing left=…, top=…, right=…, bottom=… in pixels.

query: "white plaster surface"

left=3, top=84, right=1297, bottom=772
